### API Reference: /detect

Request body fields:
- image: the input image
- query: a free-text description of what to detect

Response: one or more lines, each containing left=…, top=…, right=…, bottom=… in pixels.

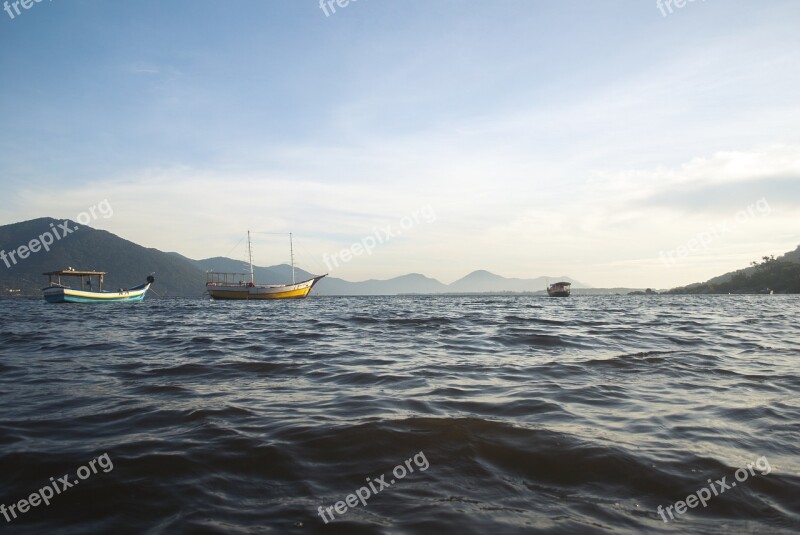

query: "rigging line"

left=251, top=232, right=327, bottom=275
left=247, top=232, right=325, bottom=277
left=222, top=234, right=246, bottom=260
left=297, top=243, right=329, bottom=275
left=248, top=232, right=287, bottom=262
left=248, top=230, right=293, bottom=264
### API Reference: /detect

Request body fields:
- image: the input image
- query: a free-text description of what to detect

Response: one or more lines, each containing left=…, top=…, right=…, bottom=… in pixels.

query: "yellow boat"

left=206, top=232, right=326, bottom=300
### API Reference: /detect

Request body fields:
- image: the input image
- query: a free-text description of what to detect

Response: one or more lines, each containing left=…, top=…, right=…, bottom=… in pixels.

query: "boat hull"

left=207, top=276, right=325, bottom=300
left=42, top=283, right=151, bottom=303
left=211, top=275, right=325, bottom=301
left=547, top=290, right=570, bottom=297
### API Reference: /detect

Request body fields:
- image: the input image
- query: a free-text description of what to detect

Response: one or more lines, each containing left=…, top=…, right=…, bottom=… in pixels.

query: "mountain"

left=0, top=218, right=205, bottom=297
left=782, top=245, right=800, bottom=263
left=448, top=270, right=588, bottom=293
left=319, top=273, right=448, bottom=295
left=186, top=258, right=446, bottom=295
left=705, top=245, right=800, bottom=285
left=1, top=218, right=592, bottom=297
left=668, top=245, right=800, bottom=294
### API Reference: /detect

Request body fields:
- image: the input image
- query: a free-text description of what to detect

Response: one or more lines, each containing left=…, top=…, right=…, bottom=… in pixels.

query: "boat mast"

left=247, top=230, right=254, bottom=285
left=290, top=232, right=295, bottom=284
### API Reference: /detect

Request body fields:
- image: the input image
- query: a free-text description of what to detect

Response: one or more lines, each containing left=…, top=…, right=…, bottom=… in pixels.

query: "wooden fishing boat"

left=42, top=269, right=154, bottom=303
left=206, top=232, right=326, bottom=300
left=547, top=281, right=571, bottom=297
left=206, top=273, right=326, bottom=300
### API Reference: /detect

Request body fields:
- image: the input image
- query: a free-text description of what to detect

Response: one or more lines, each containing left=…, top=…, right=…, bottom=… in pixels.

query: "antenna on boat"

left=247, top=230, right=254, bottom=285
left=290, top=232, right=295, bottom=284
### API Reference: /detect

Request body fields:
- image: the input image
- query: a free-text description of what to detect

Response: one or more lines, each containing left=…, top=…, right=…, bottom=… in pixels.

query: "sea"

left=0, top=295, right=798, bottom=534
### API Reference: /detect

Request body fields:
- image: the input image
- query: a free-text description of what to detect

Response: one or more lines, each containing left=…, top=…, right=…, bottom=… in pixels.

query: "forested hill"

left=668, top=249, right=800, bottom=294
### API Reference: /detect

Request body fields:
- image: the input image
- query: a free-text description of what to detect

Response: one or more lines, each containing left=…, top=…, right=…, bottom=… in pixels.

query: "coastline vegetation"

left=668, top=256, right=800, bottom=294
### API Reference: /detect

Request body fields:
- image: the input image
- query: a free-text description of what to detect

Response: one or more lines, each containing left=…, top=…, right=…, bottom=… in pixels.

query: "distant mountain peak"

left=462, top=269, right=501, bottom=278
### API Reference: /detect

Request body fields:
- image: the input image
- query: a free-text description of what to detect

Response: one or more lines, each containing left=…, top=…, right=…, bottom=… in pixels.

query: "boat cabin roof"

left=43, top=270, right=106, bottom=277
left=550, top=281, right=571, bottom=286
left=206, top=271, right=252, bottom=283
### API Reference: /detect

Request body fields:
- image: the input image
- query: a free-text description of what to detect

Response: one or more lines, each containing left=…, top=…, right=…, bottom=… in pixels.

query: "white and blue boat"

left=42, top=269, right=154, bottom=303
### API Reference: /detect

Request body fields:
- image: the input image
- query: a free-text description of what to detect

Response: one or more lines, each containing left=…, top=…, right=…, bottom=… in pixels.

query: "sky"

left=1, top=0, right=799, bottom=288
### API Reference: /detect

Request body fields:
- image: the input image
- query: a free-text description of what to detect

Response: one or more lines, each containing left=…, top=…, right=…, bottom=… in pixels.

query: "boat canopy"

left=43, top=269, right=106, bottom=290
left=43, top=270, right=107, bottom=277
left=206, top=272, right=251, bottom=286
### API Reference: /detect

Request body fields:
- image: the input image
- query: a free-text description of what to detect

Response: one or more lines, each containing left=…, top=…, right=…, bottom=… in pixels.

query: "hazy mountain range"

left=0, top=218, right=591, bottom=297
left=7, top=217, right=791, bottom=297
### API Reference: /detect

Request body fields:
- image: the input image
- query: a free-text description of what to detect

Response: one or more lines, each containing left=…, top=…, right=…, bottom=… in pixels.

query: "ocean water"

left=0, top=295, right=798, bottom=534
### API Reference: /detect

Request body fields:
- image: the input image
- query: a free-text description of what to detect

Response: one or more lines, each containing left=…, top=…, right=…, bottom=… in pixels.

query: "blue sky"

left=2, top=0, right=799, bottom=287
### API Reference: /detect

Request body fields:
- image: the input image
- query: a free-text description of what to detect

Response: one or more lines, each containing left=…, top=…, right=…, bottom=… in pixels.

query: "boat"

left=42, top=269, right=154, bottom=303
left=206, top=231, right=326, bottom=300
left=547, top=281, right=571, bottom=297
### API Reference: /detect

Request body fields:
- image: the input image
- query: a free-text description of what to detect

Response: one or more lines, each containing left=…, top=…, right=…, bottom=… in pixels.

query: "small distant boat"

left=206, top=232, right=326, bottom=300
left=547, top=281, right=571, bottom=297
left=42, top=269, right=154, bottom=303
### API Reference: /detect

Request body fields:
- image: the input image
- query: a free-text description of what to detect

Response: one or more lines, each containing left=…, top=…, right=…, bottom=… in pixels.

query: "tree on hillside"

left=745, top=255, right=800, bottom=293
